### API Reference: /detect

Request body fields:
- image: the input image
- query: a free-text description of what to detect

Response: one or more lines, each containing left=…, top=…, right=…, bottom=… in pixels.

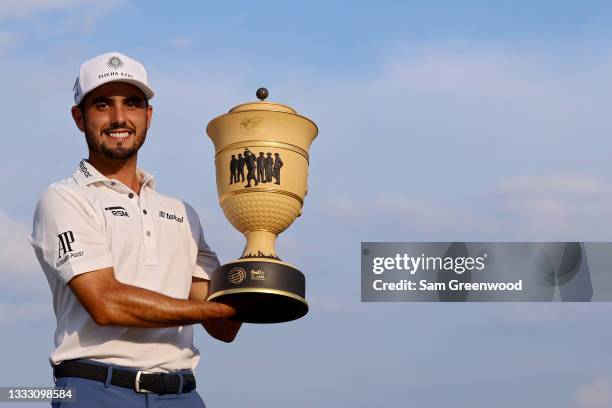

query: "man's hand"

left=189, top=277, right=242, bottom=343
left=208, top=300, right=238, bottom=321
left=68, top=267, right=235, bottom=327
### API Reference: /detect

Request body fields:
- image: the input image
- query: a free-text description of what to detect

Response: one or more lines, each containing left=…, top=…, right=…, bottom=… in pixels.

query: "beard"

left=84, top=122, right=147, bottom=160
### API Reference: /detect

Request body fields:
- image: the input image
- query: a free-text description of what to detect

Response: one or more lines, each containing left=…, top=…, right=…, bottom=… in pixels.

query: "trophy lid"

left=206, top=87, right=318, bottom=152
left=228, top=88, right=298, bottom=114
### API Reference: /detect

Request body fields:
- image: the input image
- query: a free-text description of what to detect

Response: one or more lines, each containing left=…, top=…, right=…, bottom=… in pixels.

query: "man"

left=265, top=152, right=274, bottom=182
left=236, top=153, right=245, bottom=182
left=30, top=52, right=241, bottom=407
left=229, top=154, right=238, bottom=184
left=273, top=152, right=283, bottom=184
left=243, top=148, right=258, bottom=188
left=256, top=152, right=266, bottom=183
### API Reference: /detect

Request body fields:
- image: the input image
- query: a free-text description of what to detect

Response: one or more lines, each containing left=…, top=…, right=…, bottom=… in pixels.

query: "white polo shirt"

left=30, top=160, right=220, bottom=372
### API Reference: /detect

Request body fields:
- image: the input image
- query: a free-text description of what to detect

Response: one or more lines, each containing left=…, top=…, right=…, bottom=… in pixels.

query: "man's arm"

left=69, top=267, right=236, bottom=328
left=189, top=277, right=242, bottom=343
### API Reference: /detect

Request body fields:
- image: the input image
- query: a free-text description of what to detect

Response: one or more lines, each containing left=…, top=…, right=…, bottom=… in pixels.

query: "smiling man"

left=30, top=52, right=240, bottom=407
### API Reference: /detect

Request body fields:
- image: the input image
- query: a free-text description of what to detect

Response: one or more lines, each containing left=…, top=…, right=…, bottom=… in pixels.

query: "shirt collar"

left=72, top=160, right=156, bottom=190
left=136, top=167, right=156, bottom=190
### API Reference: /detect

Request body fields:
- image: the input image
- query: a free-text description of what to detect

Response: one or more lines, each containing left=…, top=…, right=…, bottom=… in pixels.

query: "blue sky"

left=2, top=1, right=612, bottom=407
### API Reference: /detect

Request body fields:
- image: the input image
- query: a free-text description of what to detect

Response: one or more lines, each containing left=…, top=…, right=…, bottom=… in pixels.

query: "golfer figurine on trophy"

left=206, top=88, right=318, bottom=323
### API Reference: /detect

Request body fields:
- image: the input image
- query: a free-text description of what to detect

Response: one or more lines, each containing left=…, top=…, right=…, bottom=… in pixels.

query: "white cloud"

left=318, top=172, right=612, bottom=241
left=499, top=175, right=612, bottom=200
left=498, top=175, right=612, bottom=240
left=0, top=301, right=52, bottom=325
left=0, top=211, right=51, bottom=321
left=0, top=0, right=125, bottom=19
left=0, top=211, right=49, bottom=303
left=319, top=193, right=499, bottom=239
left=0, top=212, right=38, bottom=276
left=303, top=40, right=612, bottom=133
left=573, top=378, right=612, bottom=408
left=498, top=303, right=612, bottom=327
left=166, top=37, right=193, bottom=50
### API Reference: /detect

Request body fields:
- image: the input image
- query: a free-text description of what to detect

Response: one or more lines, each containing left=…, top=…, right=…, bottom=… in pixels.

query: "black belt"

left=54, top=360, right=196, bottom=395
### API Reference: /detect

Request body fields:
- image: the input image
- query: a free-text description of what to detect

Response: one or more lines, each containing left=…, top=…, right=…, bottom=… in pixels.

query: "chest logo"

left=105, top=206, right=129, bottom=217
left=158, top=210, right=184, bottom=223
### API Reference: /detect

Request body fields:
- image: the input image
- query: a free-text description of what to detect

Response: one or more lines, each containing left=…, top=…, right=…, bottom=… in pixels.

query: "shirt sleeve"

left=184, top=203, right=220, bottom=281
left=30, top=184, right=114, bottom=285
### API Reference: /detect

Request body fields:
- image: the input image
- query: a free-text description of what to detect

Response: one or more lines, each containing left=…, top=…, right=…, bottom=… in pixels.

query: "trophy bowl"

left=205, top=88, right=318, bottom=323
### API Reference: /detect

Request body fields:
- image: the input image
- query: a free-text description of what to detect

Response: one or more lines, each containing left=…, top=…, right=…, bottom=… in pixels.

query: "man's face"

left=71, top=82, right=152, bottom=160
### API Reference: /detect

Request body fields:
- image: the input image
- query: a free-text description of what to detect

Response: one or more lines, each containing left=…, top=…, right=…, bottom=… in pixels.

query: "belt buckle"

left=135, top=370, right=153, bottom=393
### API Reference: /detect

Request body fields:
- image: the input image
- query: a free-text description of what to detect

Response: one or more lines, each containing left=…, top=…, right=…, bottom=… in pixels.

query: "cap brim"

left=114, top=78, right=155, bottom=100
left=77, top=78, right=155, bottom=105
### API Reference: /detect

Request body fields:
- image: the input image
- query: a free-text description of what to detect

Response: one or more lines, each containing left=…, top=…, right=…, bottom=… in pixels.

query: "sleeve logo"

left=56, top=231, right=84, bottom=268
left=58, top=231, right=75, bottom=258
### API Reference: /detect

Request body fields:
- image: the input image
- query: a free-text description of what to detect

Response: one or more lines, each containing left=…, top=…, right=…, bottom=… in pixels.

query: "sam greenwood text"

left=372, top=279, right=523, bottom=291
left=371, top=253, right=522, bottom=292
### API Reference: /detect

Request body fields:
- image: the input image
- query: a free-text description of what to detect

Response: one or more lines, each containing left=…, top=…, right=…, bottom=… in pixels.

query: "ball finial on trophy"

left=256, top=87, right=269, bottom=101
left=205, top=89, right=318, bottom=323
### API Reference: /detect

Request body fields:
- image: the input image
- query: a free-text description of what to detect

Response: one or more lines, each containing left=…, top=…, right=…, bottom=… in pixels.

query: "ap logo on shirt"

left=56, top=231, right=83, bottom=268
left=58, top=231, right=75, bottom=258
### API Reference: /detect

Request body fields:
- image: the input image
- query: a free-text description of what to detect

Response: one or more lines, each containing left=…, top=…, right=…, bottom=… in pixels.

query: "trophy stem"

left=242, top=230, right=279, bottom=260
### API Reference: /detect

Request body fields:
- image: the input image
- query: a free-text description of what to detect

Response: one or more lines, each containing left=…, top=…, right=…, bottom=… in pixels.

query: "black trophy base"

left=207, top=260, right=308, bottom=324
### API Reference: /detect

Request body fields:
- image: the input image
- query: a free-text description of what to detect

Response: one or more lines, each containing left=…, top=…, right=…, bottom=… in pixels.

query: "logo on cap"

left=106, top=56, right=123, bottom=70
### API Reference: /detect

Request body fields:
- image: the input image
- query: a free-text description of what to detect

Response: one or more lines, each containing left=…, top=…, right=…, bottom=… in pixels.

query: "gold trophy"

left=206, top=88, right=318, bottom=323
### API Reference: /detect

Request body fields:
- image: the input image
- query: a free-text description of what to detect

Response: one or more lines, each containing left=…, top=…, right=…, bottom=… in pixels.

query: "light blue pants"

left=51, top=361, right=205, bottom=408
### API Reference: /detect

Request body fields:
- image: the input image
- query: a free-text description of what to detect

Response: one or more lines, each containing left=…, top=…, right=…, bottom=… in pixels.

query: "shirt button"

left=145, top=231, right=151, bottom=236
left=128, top=193, right=134, bottom=199
left=143, top=209, right=148, bottom=215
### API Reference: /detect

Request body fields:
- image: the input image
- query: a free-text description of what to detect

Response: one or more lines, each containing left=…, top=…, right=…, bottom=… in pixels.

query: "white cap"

left=73, top=52, right=155, bottom=105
